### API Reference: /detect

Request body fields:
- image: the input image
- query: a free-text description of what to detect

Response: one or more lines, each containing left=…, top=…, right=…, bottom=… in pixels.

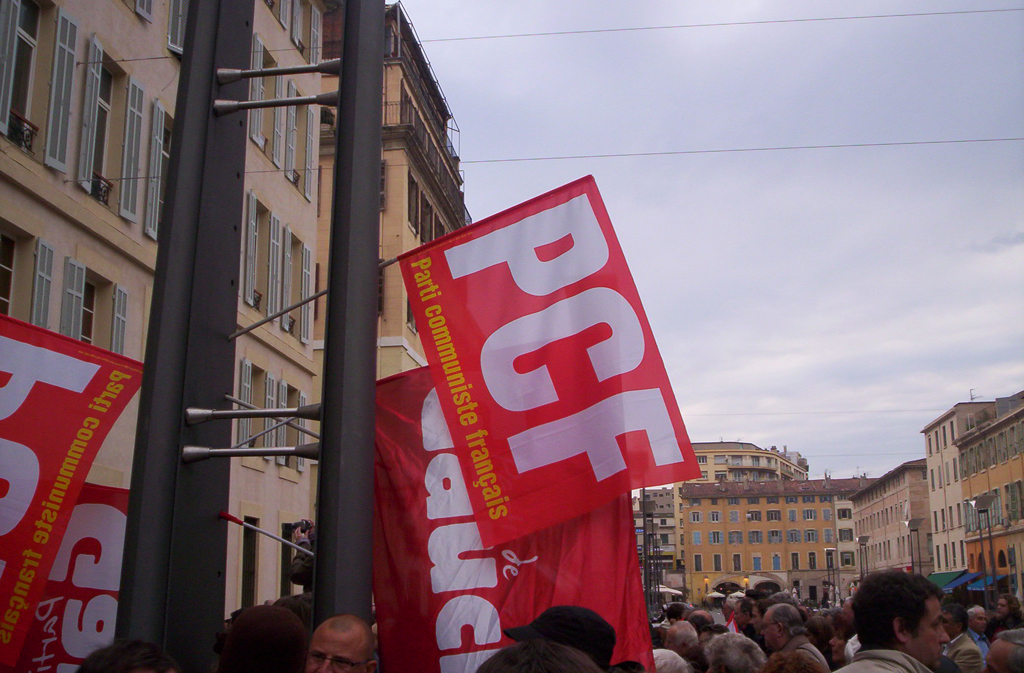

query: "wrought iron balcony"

left=6, top=111, right=38, bottom=153
left=89, top=173, right=114, bottom=205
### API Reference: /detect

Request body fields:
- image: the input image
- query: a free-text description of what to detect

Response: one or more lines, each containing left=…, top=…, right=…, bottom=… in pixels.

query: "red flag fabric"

left=0, top=315, right=143, bottom=666
left=398, top=176, right=699, bottom=546
left=1, top=483, right=130, bottom=673
left=374, top=367, right=654, bottom=673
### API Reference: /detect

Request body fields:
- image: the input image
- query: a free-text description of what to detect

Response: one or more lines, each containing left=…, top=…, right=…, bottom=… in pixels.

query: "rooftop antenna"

left=970, top=389, right=979, bottom=401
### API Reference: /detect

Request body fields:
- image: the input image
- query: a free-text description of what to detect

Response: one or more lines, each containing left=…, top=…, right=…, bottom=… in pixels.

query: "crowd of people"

left=72, top=570, right=1024, bottom=672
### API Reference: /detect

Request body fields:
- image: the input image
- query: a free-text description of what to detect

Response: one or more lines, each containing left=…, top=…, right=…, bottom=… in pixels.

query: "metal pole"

left=313, top=0, right=384, bottom=628
left=987, top=511, right=998, bottom=609
left=641, top=489, right=650, bottom=613
left=979, top=508, right=991, bottom=613
left=116, top=2, right=250, bottom=670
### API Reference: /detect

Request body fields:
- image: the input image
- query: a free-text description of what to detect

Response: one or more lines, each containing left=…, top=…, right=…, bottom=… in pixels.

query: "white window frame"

left=278, top=0, right=290, bottom=30
left=111, top=284, right=127, bottom=354
left=238, top=358, right=252, bottom=445
left=135, top=0, right=153, bottom=22
left=249, top=35, right=264, bottom=147
left=267, top=213, right=281, bottom=316
left=0, top=0, right=23, bottom=137
left=309, top=5, right=321, bottom=64
left=275, top=378, right=288, bottom=458
left=284, top=80, right=297, bottom=181
left=59, top=257, right=86, bottom=339
left=264, top=372, right=277, bottom=459
left=280, top=225, right=292, bottom=330
left=300, top=243, right=311, bottom=343
left=144, top=98, right=165, bottom=238
left=290, top=0, right=302, bottom=50
left=31, top=238, right=53, bottom=327
left=167, top=0, right=187, bottom=54
left=77, top=35, right=103, bottom=187
left=296, top=391, right=306, bottom=471
left=119, top=77, right=144, bottom=221
left=272, top=75, right=284, bottom=166
left=244, top=190, right=258, bottom=305
left=44, top=9, right=78, bottom=172
left=303, top=106, right=315, bottom=200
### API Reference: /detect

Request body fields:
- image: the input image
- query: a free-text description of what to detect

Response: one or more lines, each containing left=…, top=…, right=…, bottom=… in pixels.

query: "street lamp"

left=858, top=535, right=871, bottom=580
left=971, top=494, right=998, bottom=612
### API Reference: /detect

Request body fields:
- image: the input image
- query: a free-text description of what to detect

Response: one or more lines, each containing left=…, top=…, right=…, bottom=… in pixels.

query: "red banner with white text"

left=374, top=367, right=653, bottom=673
left=2, top=483, right=130, bottom=673
left=399, top=176, right=700, bottom=546
left=0, top=315, right=142, bottom=667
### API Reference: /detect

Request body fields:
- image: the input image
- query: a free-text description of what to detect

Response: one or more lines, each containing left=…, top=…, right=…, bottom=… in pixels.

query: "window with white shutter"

left=144, top=99, right=165, bottom=238
left=238, top=358, right=252, bottom=446
left=290, top=0, right=302, bottom=52
left=111, top=284, right=128, bottom=354
left=272, top=75, right=284, bottom=166
left=278, top=0, right=290, bottom=30
left=44, top=9, right=78, bottom=172
left=296, top=391, right=307, bottom=471
left=264, top=373, right=277, bottom=458
left=280, top=225, right=292, bottom=331
left=119, top=77, right=144, bottom=221
left=244, top=190, right=258, bottom=305
left=284, top=80, right=297, bottom=182
left=249, top=35, right=264, bottom=146
left=167, top=0, right=187, bottom=54
left=309, top=5, right=321, bottom=64
left=300, top=244, right=311, bottom=343
left=60, top=257, right=86, bottom=339
left=276, top=378, right=288, bottom=455
left=303, top=106, right=315, bottom=201
left=0, top=0, right=22, bottom=137
left=135, top=0, right=153, bottom=22
left=77, top=36, right=103, bottom=188
left=31, top=238, right=53, bottom=328
left=267, top=213, right=281, bottom=316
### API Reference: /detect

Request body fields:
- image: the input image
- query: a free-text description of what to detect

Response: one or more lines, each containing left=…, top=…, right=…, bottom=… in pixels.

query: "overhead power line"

left=422, top=8, right=1024, bottom=43
left=686, top=409, right=947, bottom=417
left=462, top=137, right=1024, bottom=164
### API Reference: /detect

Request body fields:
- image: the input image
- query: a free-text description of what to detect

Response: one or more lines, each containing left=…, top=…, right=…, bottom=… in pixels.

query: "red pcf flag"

left=374, top=368, right=653, bottom=673
left=399, top=176, right=700, bottom=546
left=0, top=316, right=143, bottom=667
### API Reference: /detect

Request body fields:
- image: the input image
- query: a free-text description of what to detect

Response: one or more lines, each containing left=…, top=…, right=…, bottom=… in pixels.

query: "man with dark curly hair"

left=839, top=570, right=949, bottom=673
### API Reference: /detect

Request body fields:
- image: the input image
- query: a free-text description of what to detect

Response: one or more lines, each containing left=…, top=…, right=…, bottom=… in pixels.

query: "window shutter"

left=238, top=358, right=252, bottom=446
left=296, top=391, right=307, bottom=471
left=267, top=213, right=281, bottom=316
left=244, top=190, right=258, bottom=305
left=309, top=5, right=321, bottom=64
left=112, top=284, right=128, bottom=354
left=303, top=106, right=315, bottom=201
left=31, top=239, right=54, bottom=328
left=280, top=225, right=292, bottom=329
left=300, top=244, right=311, bottom=343
left=284, top=81, right=297, bottom=178
left=279, top=0, right=290, bottom=30
left=45, top=10, right=79, bottom=172
left=277, top=378, right=288, bottom=448
left=290, top=0, right=302, bottom=47
left=272, top=76, right=284, bottom=166
left=60, top=257, right=86, bottom=339
left=249, top=35, right=264, bottom=145
left=264, top=373, right=277, bottom=459
left=167, top=0, right=187, bottom=53
left=0, top=0, right=22, bottom=137
left=135, top=0, right=153, bottom=22
left=119, top=77, right=145, bottom=221
left=144, top=98, right=165, bottom=238
left=77, top=36, right=103, bottom=187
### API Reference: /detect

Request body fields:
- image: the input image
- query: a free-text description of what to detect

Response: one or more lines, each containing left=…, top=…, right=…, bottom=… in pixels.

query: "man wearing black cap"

left=504, top=605, right=618, bottom=670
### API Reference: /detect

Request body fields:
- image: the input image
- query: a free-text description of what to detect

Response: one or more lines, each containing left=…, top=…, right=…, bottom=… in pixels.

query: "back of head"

left=666, top=603, right=687, bottom=622
left=704, top=632, right=766, bottom=673
left=666, top=621, right=699, bottom=652
left=767, top=604, right=805, bottom=638
left=768, top=591, right=799, bottom=608
left=477, top=640, right=605, bottom=673
left=79, top=640, right=178, bottom=673
left=1002, top=594, right=1023, bottom=620
left=688, top=611, right=713, bottom=631
left=503, top=605, right=617, bottom=669
left=654, top=648, right=693, bottom=673
left=853, top=570, right=942, bottom=649
left=737, top=598, right=754, bottom=618
left=996, top=629, right=1024, bottom=673
left=804, top=616, right=834, bottom=649
left=763, top=651, right=823, bottom=673
left=216, top=605, right=307, bottom=673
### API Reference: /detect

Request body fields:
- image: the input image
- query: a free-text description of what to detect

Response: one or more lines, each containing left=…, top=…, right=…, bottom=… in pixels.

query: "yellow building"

left=692, top=441, right=808, bottom=483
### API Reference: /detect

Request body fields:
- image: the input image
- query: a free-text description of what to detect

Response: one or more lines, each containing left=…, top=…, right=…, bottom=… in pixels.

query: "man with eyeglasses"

left=306, top=614, right=376, bottom=673
left=762, top=603, right=830, bottom=673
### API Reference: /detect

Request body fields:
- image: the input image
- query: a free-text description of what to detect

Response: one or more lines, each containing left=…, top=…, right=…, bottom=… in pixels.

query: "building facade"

left=692, top=442, right=808, bottom=483
left=851, top=459, right=933, bottom=580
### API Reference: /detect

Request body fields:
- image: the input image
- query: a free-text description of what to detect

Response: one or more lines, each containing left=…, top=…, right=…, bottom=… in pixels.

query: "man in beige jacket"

left=941, top=603, right=984, bottom=673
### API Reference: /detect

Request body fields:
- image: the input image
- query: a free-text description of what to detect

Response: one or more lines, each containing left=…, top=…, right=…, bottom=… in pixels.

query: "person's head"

left=665, top=621, right=699, bottom=658
left=723, top=597, right=738, bottom=619
left=688, top=610, right=714, bottom=632
left=941, top=604, right=969, bottom=640
left=752, top=599, right=774, bottom=634
left=274, top=593, right=313, bottom=634
left=768, top=591, right=799, bottom=608
left=997, top=595, right=1023, bottom=622
left=653, top=648, right=693, bottom=673
left=734, top=599, right=754, bottom=629
left=704, top=632, right=766, bottom=673
left=78, top=640, right=178, bottom=673
left=830, top=609, right=854, bottom=667
left=853, top=570, right=948, bottom=669
left=666, top=603, right=687, bottom=623
left=699, top=624, right=728, bottom=644
left=763, top=604, right=804, bottom=653
left=477, top=640, right=604, bottom=673
left=804, top=616, right=834, bottom=654
left=986, top=629, right=1024, bottom=673
left=307, top=614, right=376, bottom=673
left=762, top=651, right=823, bottom=673
left=842, top=598, right=856, bottom=634
left=504, top=605, right=617, bottom=670
left=969, top=606, right=989, bottom=635
left=217, top=605, right=307, bottom=673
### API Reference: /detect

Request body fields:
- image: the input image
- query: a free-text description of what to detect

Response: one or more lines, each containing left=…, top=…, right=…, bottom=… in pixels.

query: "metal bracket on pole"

left=182, top=442, right=321, bottom=464
left=216, top=58, right=341, bottom=84
left=185, top=403, right=322, bottom=424
left=214, top=91, right=339, bottom=116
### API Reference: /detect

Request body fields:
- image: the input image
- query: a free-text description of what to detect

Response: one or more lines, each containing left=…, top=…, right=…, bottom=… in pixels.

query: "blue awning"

left=966, top=574, right=1007, bottom=591
left=942, top=571, right=981, bottom=592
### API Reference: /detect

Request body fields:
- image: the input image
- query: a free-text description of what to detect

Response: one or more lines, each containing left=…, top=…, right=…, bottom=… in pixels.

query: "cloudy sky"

left=398, top=0, right=1024, bottom=479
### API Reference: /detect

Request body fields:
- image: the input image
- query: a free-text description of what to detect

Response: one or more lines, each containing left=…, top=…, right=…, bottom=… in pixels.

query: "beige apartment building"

left=692, top=442, right=808, bottom=483
left=851, top=459, right=933, bottom=581
left=677, top=477, right=868, bottom=605
left=958, top=391, right=1024, bottom=598
left=0, top=0, right=327, bottom=613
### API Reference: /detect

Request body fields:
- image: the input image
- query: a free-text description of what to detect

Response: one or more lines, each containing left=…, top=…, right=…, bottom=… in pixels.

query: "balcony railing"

left=89, top=173, right=114, bottom=205
left=7, top=111, right=38, bottom=153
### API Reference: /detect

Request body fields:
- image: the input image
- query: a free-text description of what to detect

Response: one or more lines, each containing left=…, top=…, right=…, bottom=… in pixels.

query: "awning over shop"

left=967, top=574, right=1007, bottom=591
left=942, top=572, right=981, bottom=592
left=927, top=570, right=966, bottom=590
